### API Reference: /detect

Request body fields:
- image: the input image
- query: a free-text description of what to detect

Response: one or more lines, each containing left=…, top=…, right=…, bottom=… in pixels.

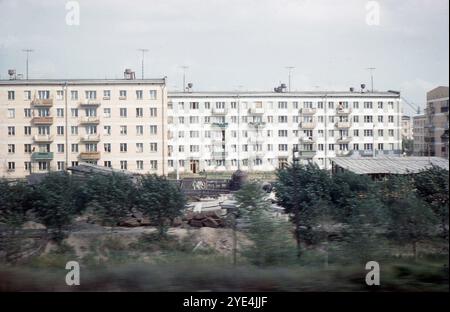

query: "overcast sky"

left=0, top=0, right=448, bottom=114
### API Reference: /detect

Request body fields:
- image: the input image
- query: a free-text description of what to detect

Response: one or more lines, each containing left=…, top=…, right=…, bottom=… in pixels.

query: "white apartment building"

left=167, top=91, right=403, bottom=174
left=0, top=74, right=168, bottom=178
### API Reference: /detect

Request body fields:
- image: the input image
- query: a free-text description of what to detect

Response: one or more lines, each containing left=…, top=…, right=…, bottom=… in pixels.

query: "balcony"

left=79, top=116, right=100, bottom=124
left=31, top=152, right=54, bottom=160
left=212, top=108, right=227, bottom=115
left=298, top=150, right=316, bottom=158
left=248, top=137, right=265, bottom=144
left=299, top=136, right=316, bottom=143
left=336, top=107, right=352, bottom=115
left=212, top=151, right=228, bottom=158
left=299, top=122, right=316, bottom=129
left=248, top=121, right=266, bottom=128
left=361, top=150, right=374, bottom=157
left=79, top=151, right=101, bottom=160
left=31, top=98, right=53, bottom=107
left=248, top=108, right=265, bottom=115
left=79, top=100, right=101, bottom=107
left=31, top=116, right=54, bottom=125
left=335, top=150, right=351, bottom=157
left=335, top=121, right=351, bottom=128
left=211, top=122, right=229, bottom=128
left=33, top=134, right=54, bottom=143
left=336, top=136, right=352, bottom=143
left=300, top=108, right=317, bottom=115
left=80, top=134, right=100, bottom=142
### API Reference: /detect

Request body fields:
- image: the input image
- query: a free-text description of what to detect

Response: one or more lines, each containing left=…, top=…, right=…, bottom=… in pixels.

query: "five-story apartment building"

left=0, top=75, right=168, bottom=178
left=167, top=90, right=402, bottom=174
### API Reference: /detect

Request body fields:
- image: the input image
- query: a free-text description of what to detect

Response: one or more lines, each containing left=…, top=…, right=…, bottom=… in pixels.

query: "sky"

left=0, top=0, right=448, bottom=115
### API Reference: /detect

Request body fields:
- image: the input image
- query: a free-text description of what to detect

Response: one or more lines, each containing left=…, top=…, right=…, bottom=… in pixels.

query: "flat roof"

left=168, top=91, right=401, bottom=99
left=332, top=156, right=449, bottom=175
left=0, top=78, right=166, bottom=86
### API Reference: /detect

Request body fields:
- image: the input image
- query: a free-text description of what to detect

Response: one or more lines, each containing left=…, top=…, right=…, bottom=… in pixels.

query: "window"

left=278, top=116, right=288, bottom=123
left=8, top=144, right=15, bottom=153
left=150, top=108, right=157, bottom=117
left=85, top=91, right=97, bottom=99
left=278, top=130, right=288, bottom=137
left=24, top=91, right=31, bottom=100
left=388, top=115, right=394, bottom=123
left=364, top=102, right=373, bottom=109
left=8, top=91, right=15, bottom=100
left=57, top=144, right=65, bottom=153
left=120, top=161, right=128, bottom=170
left=150, top=143, right=158, bottom=152
left=56, top=90, right=64, bottom=100
left=190, top=102, right=199, bottom=109
left=388, top=129, right=394, bottom=137
left=8, top=126, right=15, bottom=136
left=71, top=144, right=79, bottom=153
left=103, top=90, right=111, bottom=100
left=38, top=162, right=49, bottom=171
left=150, top=125, right=157, bottom=135
left=8, top=162, right=15, bottom=171
left=104, top=161, right=112, bottom=168
left=378, top=115, right=383, bottom=123
left=353, top=116, right=359, bottom=123
left=364, top=129, right=373, bottom=137
left=71, top=90, right=78, bottom=100
left=38, top=90, right=50, bottom=99
left=278, top=144, right=288, bottom=151
left=136, top=108, right=143, bottom=117
left=24, top=144, right=32, bottom=153
left=136, top=143, right=144, bottom=153
left=24, top=108, right=32, bottom=117
left=71, top=126, right=78, bottom=135
left=71, top=108, right=78, bottom=117
left=120, top=143, right=127, bottom=152
left=103, top=126, right=111, bottom=135
left=119, top=90, right=127, bottom=99
left=120, top=108, right=127, bottom=117
left=103, top=108, right=111, bottom=118
left=57, top=126, right=64, bottom=135
left=150, top=160, right=158, bottom=170
left=278, top=101, right=288, bottom=109
left=104, top=143, right=111, bottom=152
left=71, top=161, right=79, bottom=167
left=149, top=90, right=157, bottom=100
left=120, top=125, right=127, bottom=135
left=136, top=90, right=143, bottom=100
left=24, top=162, right=31, bottom=171
left=136, top=125, right=143, bottom=135
left=364, top=116, right=373, bottom=123
left=57, top=108, right=64, bottom=117
left=8, top=109, right=15, bottom=118
left=136, top=160, right=144, bottom=170
left=378, top=101, right=383, bottom=109
left=57, top=162, right=65, bottom=171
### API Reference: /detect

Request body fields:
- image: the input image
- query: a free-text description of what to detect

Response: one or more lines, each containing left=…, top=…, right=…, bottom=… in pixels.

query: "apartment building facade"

left=167, top=91, right=403, bottom=174
left=424, top=86, right=449, bottom=158
left=0, top=77, right=168, bottom=178
left=413, top=114, right=426, bottom=156
left=401, top=115, right=413, bottom=140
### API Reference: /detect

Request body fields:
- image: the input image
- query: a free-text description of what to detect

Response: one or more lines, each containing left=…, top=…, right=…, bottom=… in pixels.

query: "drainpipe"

left=161, top=79, right=166, bottom=176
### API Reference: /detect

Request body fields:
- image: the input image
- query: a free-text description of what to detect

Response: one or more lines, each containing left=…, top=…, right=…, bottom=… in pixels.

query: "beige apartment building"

left=0, top=72, right=168, bottom=179
left=401, top=115, right=413, bottom=140
left=424, top=86, right=449, bottom=158
left=413, top=114, right=426, bottom=156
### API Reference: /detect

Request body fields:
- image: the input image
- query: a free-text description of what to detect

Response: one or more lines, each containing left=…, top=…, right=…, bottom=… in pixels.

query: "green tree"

left=235, top=182, right=296, bottom=266
left=383, top=175, right=438, bottom=259
left=84, top=173, right=136, bottom=227
left=0, top=179, right=32, bottom=229
left=274, top=163, right=332, bottom=257
left=31, top=173, right=83, bottom=242
left=414, top=166, right=449, bottom=239
left=136, top=174, right=186, bottom=238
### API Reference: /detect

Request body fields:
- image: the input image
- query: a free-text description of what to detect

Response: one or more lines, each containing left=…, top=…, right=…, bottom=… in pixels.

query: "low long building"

left=167, top=90, right=403, bottom=173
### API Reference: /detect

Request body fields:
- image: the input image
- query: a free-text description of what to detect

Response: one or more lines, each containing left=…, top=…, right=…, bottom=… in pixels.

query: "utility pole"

left=180, top=66, right=189, bottom=92
left=22, top=49, right=34, bottom=80
left=138, top=49, right=149, bottom=79
left=367, top=67, right=376, bottom=92
left=286, top=66, right=295, bottom=92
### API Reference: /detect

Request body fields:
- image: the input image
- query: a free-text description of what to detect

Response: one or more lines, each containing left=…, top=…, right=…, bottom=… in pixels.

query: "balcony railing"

left=31, top=152, right=54, bottom=160
left=336, top=136, right=352, bottom=143
left=212, top=151, right=228, bottom=158
left=31, top=116, right=54, bottom=125
left=79, top=100, right=101, bottom=107
left=299, top=122, right=316, bottom=129
left=248, top=137, right=265, bottom=144
left=79, top=151, right=101, bottom=160
left=300, top=108, right=317, bottom=115
left=80, top=134, right=100, bottom=142
left=335, top=150, right=351, bottom=157
left=79, top=116, right=100, bottom=124
left=248, top=121, right=266, bottom=128
left=335, top=121, right=351, bottom=128
left=248, top=108, right=265, bottom=115
left=211, top=122, right=229, bottom=128
left=299, top=136, right=316, bottom=143
left=298, top=150, right=316, bottom=158
left=212, top=108, right=227, bottom=115
left=336, top=107, right=352, bottom=115
left=33, top=134, right=54, bottom=143
left=31, top=98, right=53, bottom=107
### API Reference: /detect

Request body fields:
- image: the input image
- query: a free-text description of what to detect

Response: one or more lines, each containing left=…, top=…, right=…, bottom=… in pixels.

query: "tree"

left=84, top=173, right=136, bottom=228
left=31, top=173, right=83, bottom=242
left=414, top=166, right=449, bottom=239
left=383, top=175, right=438, bottom=259
left=0, top=179, right=32, bottom=229
left=235, top=183, right=295, bottom=266
left=136, top=174, right=186, bottom=238
left=274, top=163, right=332, bottom=257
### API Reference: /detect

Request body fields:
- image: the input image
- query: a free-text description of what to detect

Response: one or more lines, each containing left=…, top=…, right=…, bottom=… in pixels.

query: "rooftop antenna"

left=286, top=66, right=295, bottom=92
left=138, top=49, right=149, bottom=79
left=366, top=67, right=376, bottom=92
left=22, top=49, right=34, bottom=80
left=180, top=66, right=189, bottom=92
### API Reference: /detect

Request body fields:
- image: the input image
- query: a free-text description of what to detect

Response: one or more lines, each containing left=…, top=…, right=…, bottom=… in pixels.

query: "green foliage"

left=236, top=183, right=296, bottom=266
left=31, top=173, right=83, bottom=240
left=0, top=179, right=33, bottom=228
left=414, top=166, right=449, bottom=239
left=402, top=138, right=414, bottom=156
left=84, top=173, right=136, bottom=227
left=136, top=174, right=186, bottom=238
left=274, top=163, right=332, bottom=256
